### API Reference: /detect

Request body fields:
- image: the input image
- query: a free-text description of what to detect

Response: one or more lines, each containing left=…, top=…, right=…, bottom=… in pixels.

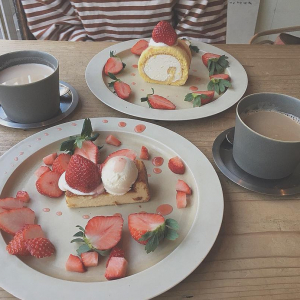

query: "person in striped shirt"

left=21, top=0, right=227, bottom=43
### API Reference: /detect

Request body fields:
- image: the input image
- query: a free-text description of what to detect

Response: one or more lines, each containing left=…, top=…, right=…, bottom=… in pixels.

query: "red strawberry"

left=128, top=213, right=179, bottom=253
left=105, top=135, right=121, bottom=147
left=184, top=91, right=215, bottom=107
left=36, top=171, right=63, bottom=198
left=131, top=39, right=149, bottom=55
left=201, top=53, right=221, bottom=67
left=0, top=197, right=25, bottom=209
left=106, top=246, right=125, bottom=267
left=208, top=74, right=231, bottom=95
left=65, top=154, right=100, bottom=193
left=168, top=156, right=185, bottom=174
left=209, top=74, right=231, bottom=81
left=0, top=208, right=35, bottom=235
left=141, top=89, right=176, bottom=110
left=15, top=191, right=30, bottom=202
left=74, top=140, right=99, bottom=164
left=152, top=21, right=177, bottom=46
left=140, top=146, right=149, bottom=160
left=25, top=237, right=55, bottom=258
left=66, top=254, right=86, bottom=273
left=84, top=216, right=124, bottom=250
left=176, top=191, right=187, bottom=208
left=52, top=153, right=71, bottom=175
left=42, top=153, right=57, bottom=165
left=102, top=149, right=136, bottom=165
left=34, top=166, right=51, bottom=178
left=105, top=257, right=128, bottom=280
left=202, top=53, right=229, bottom=75
left=80, top=252, right=98, bottom=267
left=104, top=51, right=125, bottom=75
left=114, top=81, right=131, bottom=100
left=176, top=179, right=192, bottom=195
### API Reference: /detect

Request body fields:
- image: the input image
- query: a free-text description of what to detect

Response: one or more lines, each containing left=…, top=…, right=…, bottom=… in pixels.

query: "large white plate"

left=0, top=118, right=223, bottom=300
left=85, top=40, right=248, bottom=121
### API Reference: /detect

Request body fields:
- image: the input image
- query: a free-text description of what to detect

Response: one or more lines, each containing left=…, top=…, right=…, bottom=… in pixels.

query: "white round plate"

left=85, top=39, right=248, bottom=121
left=0, top=118, right=223, bottom=300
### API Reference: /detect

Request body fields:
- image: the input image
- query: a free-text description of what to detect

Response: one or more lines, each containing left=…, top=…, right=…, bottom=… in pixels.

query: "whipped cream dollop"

left=149, top=38, right=178, bottom=47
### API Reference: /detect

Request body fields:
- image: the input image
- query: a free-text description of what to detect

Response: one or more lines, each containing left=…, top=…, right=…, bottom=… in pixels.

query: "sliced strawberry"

left=36, top=171, right=63, bottom=198
left=209, top=74, right=231, bottom=81
left=65, top=154, right=101, bottom=193
left=74, top=141, right=99, bottom=164
left=42, top=153, right=57, bottom=165
left=128, top=213, right=179, bottom=253
left=176, top=179, right=192, bottom=195
left=104, top=51, right=125, bottom=75
left=25, top=237, right=55, bottom=258
left=34, top=166, right=51, bottom=178
left=85, top=215, right=124, bottom=250
left=106, top=246, right=125, bottom=267
left=176, top=191, right=187, bottom=208
left=141, top=89, right=176, bottom=110
left=66, top=254, right=86, bottom=273
left=105, top=257, right=128, bottom=280
left=114, top=81, right=131, bottom=100
left=184, top=91, right=215, bottom=107
left=0, top=198, right=25, bottom=209
left=201, top=53, right=220, bottom=67
left=139, top=146, right=149, bottom=160
left=152, top=21, right=177, bottom=46
left=52, top=153, right=71, bottom=175
left=102, top=149, right=136, bottom=165
left=131, top=39, right=149, bottom=55
left=168, top=156, right=185, bottom=174
left=105, top=134, right=121, bottom=147
left=208, top=74, right=231, bottom=95
left=80, top=252, right=98, bottom=267
left=0, top=208, right=7, bottom=214
left=15, top=191, right=30, bottom=202
left=0, top=208, right=35, bottom=235
left=202, top=53, right=229, bottom=75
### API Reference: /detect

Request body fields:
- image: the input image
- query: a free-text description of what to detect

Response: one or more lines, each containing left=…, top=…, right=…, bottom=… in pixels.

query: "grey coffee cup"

left=232, top=93, right=300, bottom=180
left=0, top=50, right=60, bottom=123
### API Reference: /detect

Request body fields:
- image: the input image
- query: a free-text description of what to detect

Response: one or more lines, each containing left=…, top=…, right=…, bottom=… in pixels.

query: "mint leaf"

left=76, top=225, right=85, bottom=232
left=76, top=244, right=91, bottom=255
left=73, top=231, right=84, bottom=237
left=165, top=218, right=179, bottom=230
left=71, top=238, right=85, bottom=243
left=165, top=228, right=179, bottom=241
left=145, top=234, right=160, bottom=253
left=184, top=93, right=194, bottom=102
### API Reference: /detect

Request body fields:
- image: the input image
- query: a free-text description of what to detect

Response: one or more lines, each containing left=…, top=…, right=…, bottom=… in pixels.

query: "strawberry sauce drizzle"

left=56, top=211, right=62, bottom=216
left=152, top=156, right=164, bottom=166
left=43, top=208, right=50, bottom=212
left=82, top=215, right=90, bottom=219
left=153, top=168, right=162, bottom=174
left=113, top=213, right=122, bottom=217
left=189, top=86, right=198, bottom=91
left=156, top=204, right=173, bottom=216
left=134, top=124, right=146, bottom=133
left=118, top=122, right=126, bottom=127
left=102, top=119, right=108, bottom=123
left=132, top=64, right=138, bottom=68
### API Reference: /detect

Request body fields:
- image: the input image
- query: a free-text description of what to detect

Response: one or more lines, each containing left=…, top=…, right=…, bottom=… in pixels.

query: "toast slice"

left=66, top=160, right=150, bottom=208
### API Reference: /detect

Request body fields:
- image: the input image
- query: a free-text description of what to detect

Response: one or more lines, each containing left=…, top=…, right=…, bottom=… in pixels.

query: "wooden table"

left=0, top=40, right=300, bottom=300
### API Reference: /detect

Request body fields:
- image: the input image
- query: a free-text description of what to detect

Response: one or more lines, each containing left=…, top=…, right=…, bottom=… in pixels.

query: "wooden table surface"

left=0, top=40, right=300, bottom=300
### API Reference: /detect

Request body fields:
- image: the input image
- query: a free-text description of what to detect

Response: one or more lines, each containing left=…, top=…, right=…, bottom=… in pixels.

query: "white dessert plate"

left=0, top=118, right=223, bottom=300
left=85, top=39, right=248, bottom=121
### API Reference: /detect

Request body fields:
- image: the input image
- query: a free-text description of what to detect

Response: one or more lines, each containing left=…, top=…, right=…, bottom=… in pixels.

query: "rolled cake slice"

left=66, top=160, right=150, bottom=208
left=138, top=39, right=192, bottom=86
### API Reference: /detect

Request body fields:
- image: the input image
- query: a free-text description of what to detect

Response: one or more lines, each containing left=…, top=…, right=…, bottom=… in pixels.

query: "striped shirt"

left=21, top=0, right=227, bottom=43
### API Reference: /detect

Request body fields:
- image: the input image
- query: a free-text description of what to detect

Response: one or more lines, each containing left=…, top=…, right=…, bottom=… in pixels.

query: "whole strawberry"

left=152, top=21, right=177, bottom=46
left=65, top=154, right=101, bottom=193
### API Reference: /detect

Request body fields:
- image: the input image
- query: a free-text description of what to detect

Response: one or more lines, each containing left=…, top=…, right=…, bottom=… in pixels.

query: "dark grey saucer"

left=212, top=127, right=300, bottom=195
left=0, top=81, right=78, bottom=129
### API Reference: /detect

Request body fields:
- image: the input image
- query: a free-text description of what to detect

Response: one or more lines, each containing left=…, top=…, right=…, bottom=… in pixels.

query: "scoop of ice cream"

left=101, top=156, right=138, bottom=195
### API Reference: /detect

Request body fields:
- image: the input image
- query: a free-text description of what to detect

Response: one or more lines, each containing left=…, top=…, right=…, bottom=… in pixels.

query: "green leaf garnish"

left=76, top=244, right=91, bottom=255
left=71, top=238, right=85, bottom=243
left=207, top=78, right=231, bottom=95
left=207, top=55, right=229, bottom=76
left=73, top=231, right=84, bottom=237
left=140, top=88, right=155, bottom=108
left=189, top=44, right=199, bottom=53
left=184, top=93, right=209, bottom=107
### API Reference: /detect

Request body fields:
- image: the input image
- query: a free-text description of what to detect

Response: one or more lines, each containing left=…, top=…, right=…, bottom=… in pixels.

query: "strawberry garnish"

left=73, top=140, right=99, bottom=164
left=52, top=153, right=71, bottom=175
left=102, top=149, right=137, bottom=165
left=25, top=237, right=55, bottom=258
left=140, top=146, right=149, bottom=160
left=108, top=73, right=131, bottom=100
left=105, top=134, right=121, bottom=147
left=34, top=166, right=51, bottom=178
left=36, top=171, right=63, bottom=198
left=168, top=156, right=185, bottom=174
left=131, top=39, right=149, bottom=55
left=0, top=197, right=25, bottom=209
left=42, top=153, right=57, bottom=165
left=184, top=91, right=214, bottom=107
left=65, top=154, right=101, bottom=193
left=152, top=21, right=177, bottom=46
left=176, top=191, right=187, bottom=208
left=202, top=53, right=229, bottom=76
left=66, top=254, right=86, bottom=273
left=176, top=179, right=192, bottom=195
left=207, top=74, right=231, bottom=95
left=105, top=257, right=128, bottom=280
left=81, top=251, right=99, bottom=267
left=141, top=88, right=176, bottom=110
left=104, top=51, right=126, bottom=75
left=0, top=208, right=35, bottom=235
left=15, top=191, right=30, bottom=202
left=106, top=246, right=125, bottom=267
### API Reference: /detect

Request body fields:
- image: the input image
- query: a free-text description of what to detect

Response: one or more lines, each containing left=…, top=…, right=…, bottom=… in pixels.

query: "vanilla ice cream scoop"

left=101, top=156, right=138, bottom=195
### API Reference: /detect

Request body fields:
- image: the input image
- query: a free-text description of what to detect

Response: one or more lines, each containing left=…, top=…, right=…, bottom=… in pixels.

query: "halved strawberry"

left=80, top=251, right=98, bottom=267
left=208, top=74, right=231, bottom=95
left=0, top=208, right=35, bottom=235
left=105, top=257, right=128, bottom=280
left=66, top=254, right=86, bottom=273
left=202, top=53, right=220, bottom=67
left=105, top=135, right=121, bottom=147
left=102, top=149, right=136, bottom=165
left=209, top=74, right=231, bottom=81
left=176, top=179, right=192, bottom=195
left=42, top=153, right=57, bottom=165
left=65, top=154, right=101, bottom=193
left=15, top=191, right=30, bottom=202
left=52, top=153, right=71, bottom=175
left=128, top=213, right=179, bottom=253
left=36, top=171, right=63, bottom=198
left=131, top=39, right=149, bottom=55
left=184, top=91, right=215, bottom=107
left=0, top=198, right=25, bottom=209
left=176, top=191, right=187, bottom=208
left=108, top=73, right=131, bottom=100
left=106, top=246, right=125, bottom=267
left=140, top=146, right=149, bottom=160
left=202, top=53, right=229, bottom=76
left=34, top=166, right=51, bottom=178
left=73, top=140, right=99, bottom=164
left=168, top=156, right=185, bottom=174
left=25, top=237, right=55, bottom=258
left=152, top=21, right=177, bottom=46
left=104, top=51, right=126, bottom=75
left=141, top=88, right=176, bottom=110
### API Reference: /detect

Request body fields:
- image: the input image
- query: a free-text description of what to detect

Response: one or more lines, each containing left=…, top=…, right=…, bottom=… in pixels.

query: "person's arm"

left=174, top=0, right=227, bottom=43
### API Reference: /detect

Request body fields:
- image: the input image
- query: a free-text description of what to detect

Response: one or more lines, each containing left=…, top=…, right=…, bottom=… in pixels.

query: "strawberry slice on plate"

left=208, top=74, right=231, bottom=95
left=176, top=191, right=187, bottom=208
left=168, top=156, right=185, bottom=174
left=131, top=39, right=149, bottom=55
left=36, top=171, right=63, bottom=198
left=42, top=153, right=57, bottom=165
left=152, top=21, right=177, bottom=46
left=34, top=166, right=51, bottom=178
left=66, top=254, right=86, bottom=272
left=105, top=257, right=128, bottom=280
left=176, top=179, right=192, bottom=195
left=108, top=73, right=131, bottom=100
left=81, top=252, right=99, bottom=267
left=141, top=88, right=176, bottom=110
left=102, top=149, right=137, bottom=165
left=202, top=53, right=229, bottom=75
left=105, top=134, right=121, bottom=147
left=25, top=237, right=55, bottom=258
left=73, top=140, right=99, bottom=164
left=15, top=191, right=30, bottom=202
left=52, top=153, right=71, bottom=175
left=106, top=246, right=125, bottom=267
left=104, top=51, right=126, bottom=75
left=0, top=197, right=25, bottom=209
left=140, top=146, right=149, bottom=160
left=184, top=90, right=215, bottom=107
